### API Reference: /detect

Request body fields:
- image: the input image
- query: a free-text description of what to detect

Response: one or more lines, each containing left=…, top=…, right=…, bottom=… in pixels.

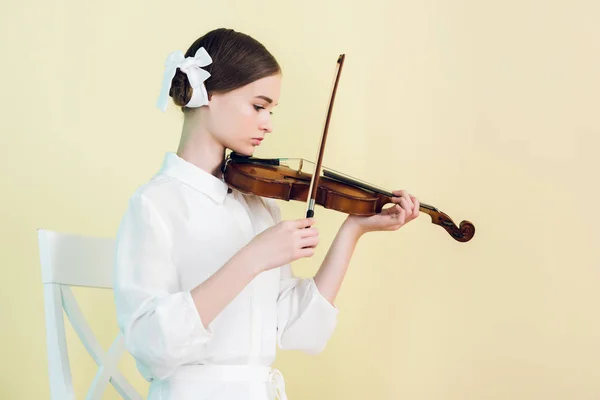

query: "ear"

left=205, top=92, right=213, bottom=108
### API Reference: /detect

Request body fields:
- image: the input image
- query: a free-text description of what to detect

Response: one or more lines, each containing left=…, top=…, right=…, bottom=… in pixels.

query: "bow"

left=156, top=47, right=212, bottom=111
left=269, top=368, right=288, bottom=400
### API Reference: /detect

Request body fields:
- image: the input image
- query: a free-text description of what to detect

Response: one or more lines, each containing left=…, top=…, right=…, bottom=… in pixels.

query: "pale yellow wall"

left=2, top=0, right=599, bottom=398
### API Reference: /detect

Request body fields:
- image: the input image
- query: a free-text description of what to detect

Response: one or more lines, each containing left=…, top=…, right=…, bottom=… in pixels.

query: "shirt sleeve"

left=276, top=265, right=339, bottom=354
left=261, top=197, right=339, bottom=354
left=113, top=191, right=213, bottom=380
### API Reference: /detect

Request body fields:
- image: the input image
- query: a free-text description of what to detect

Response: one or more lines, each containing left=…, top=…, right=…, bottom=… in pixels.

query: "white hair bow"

left=156, top=47, right=212, bottom=111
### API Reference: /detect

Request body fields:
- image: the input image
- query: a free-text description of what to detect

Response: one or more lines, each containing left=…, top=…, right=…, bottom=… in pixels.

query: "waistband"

left=168, top=365, right=287, bottom=400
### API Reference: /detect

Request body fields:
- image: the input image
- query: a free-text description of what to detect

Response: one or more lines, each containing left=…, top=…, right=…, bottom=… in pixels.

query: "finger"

left=394, top=204, right=404, bottom=219
left=391, top=191, right=414, bottom=211
left=397, top=208, right=407, bottom=225
left=410, top=196, right=420, bottom=219
left=298, top=247, right=316, bottom=258
left=300, top=235, right=319, bottom=249
left=402, top=196, right=418, bottom=221
left=402, top=192, right=414, bottom=212
left=294, top=217, right=316, bottom=229
left=380, top=204, right=398, bottom=215
left=395, top=204, right=403, bottom=216
left=383, top=204, right=403, bottom=218
left=299, top=227, right=319, bottom=238
left=398, top=197, right=414, bottom=215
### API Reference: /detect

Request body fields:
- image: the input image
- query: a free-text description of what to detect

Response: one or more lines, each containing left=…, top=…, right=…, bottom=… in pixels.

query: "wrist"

left=233, top=245, right=263, bottom=280
left=342, top=216, right=367, bottom=239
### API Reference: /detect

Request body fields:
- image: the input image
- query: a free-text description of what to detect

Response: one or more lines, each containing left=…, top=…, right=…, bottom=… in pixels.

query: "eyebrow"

left=255, top=95, right=274, bottom=104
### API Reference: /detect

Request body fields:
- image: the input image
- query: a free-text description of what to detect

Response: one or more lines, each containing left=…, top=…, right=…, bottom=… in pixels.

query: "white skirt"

left=148, top=365, right=288, bottom=400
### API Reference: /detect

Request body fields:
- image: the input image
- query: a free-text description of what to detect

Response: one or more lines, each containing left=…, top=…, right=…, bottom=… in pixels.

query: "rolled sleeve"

left=114, top=191, right=213, bottom=380
left=276, top=266, right=339, bottom=354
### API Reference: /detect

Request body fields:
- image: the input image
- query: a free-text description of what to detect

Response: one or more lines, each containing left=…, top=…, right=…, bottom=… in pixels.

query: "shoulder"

left=123, top=174, right=189, bottom=222
left=127, top=175, right=172, bottom=207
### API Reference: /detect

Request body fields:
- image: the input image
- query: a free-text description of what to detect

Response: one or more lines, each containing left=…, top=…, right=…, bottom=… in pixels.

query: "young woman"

left=114, top=28, right=419, bottom=400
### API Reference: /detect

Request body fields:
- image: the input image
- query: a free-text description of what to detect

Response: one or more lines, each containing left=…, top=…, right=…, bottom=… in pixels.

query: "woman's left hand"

left=345, top=190, right=420, bottom=236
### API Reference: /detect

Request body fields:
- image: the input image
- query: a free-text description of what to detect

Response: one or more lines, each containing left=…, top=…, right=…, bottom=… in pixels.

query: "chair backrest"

left=37, top=229, right=143, bottom=400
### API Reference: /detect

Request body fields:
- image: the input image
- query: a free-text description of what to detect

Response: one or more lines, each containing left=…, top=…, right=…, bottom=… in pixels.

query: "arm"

left=193, top=214, right=322, bottom=327
left=313, top=218, right=363, bottom=304
left=272, top=191, right=419, bottom=354
left=314, top=190, right=421, bottom=304
left=114, top=193, right=264, bottom=378
left=190, top=246, right=259, bottom=327
left=115, top=192, right=217, bottom=379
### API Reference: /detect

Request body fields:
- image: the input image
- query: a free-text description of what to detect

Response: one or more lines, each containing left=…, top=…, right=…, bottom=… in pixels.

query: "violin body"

left=224, top=158, right=391, bottom=216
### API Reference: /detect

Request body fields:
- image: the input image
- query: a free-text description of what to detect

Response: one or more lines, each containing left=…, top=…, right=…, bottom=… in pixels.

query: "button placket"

left=228, top=191, right=265, bottom=359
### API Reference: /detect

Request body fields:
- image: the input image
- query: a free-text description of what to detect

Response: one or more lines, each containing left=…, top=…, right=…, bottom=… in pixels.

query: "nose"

left=259, top=114, right=273, bottom=134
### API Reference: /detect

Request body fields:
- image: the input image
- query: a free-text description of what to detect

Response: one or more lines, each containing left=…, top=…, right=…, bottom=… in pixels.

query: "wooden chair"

left=37, top=229, right=143, bottom=399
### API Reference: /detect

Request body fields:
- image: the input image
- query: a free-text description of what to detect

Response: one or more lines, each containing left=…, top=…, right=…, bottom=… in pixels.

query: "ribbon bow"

left=269, top=368, right=288, bottom=400
left=156, top=47, right=212, bottom=111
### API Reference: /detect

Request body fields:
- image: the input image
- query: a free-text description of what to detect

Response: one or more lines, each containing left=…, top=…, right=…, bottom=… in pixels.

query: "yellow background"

left=2, top=0, right=599, bottom=398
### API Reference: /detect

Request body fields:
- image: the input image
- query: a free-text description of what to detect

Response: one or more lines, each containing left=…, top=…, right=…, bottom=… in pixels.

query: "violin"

left=223, top=54, right=475, bottom=243
left=224, top=153, right=475, bottom=242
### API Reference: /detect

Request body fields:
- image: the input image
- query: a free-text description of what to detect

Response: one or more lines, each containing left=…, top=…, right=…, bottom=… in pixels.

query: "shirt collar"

left=159, top=152, right=229, bottom=204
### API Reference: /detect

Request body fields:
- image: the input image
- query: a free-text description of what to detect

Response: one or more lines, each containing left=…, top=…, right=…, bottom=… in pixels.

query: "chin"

left=229, top=146, right=255, bottom=157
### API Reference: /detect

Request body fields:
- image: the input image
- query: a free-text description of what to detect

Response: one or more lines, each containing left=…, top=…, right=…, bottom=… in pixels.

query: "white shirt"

left=114, top=152, right=338, bottom=399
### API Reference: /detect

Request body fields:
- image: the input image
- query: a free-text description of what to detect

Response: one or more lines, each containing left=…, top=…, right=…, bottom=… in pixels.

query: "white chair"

left=37, top=229, right=143, bottom=400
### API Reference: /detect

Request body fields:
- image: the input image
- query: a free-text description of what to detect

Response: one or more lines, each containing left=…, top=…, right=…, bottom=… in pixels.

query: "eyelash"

left=254, top=105, right=273, bottom=115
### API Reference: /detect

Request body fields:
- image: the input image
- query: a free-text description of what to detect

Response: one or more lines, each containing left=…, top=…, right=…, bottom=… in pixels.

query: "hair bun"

left=169, top=69, right=192, bottom=107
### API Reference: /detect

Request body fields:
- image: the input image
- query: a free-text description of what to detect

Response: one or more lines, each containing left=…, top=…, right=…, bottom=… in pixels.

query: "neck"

left=176, top=110, right=225, bottom=178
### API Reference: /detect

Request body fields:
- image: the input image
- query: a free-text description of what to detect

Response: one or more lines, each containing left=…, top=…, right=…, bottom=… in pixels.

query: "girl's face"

left=206, top=74, right=281, bottom=156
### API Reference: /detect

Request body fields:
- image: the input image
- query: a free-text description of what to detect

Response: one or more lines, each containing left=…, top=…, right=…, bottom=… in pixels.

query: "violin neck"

left=322, top=169, right=437, bottom=213
left=323, top=169, right=391, bottom=197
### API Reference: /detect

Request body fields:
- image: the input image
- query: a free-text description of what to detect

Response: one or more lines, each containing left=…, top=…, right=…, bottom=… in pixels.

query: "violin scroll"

left=403, top=202, right=474, bottom=242
left=428, top=209, right=475, bottom=243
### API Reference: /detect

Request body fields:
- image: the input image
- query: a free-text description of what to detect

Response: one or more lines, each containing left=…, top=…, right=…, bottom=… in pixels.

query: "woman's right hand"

left=246, top=218, right=319, bottom=273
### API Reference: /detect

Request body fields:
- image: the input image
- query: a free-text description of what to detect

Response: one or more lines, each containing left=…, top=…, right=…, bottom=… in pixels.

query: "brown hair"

left=169, top=28, right=281, bottom=111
